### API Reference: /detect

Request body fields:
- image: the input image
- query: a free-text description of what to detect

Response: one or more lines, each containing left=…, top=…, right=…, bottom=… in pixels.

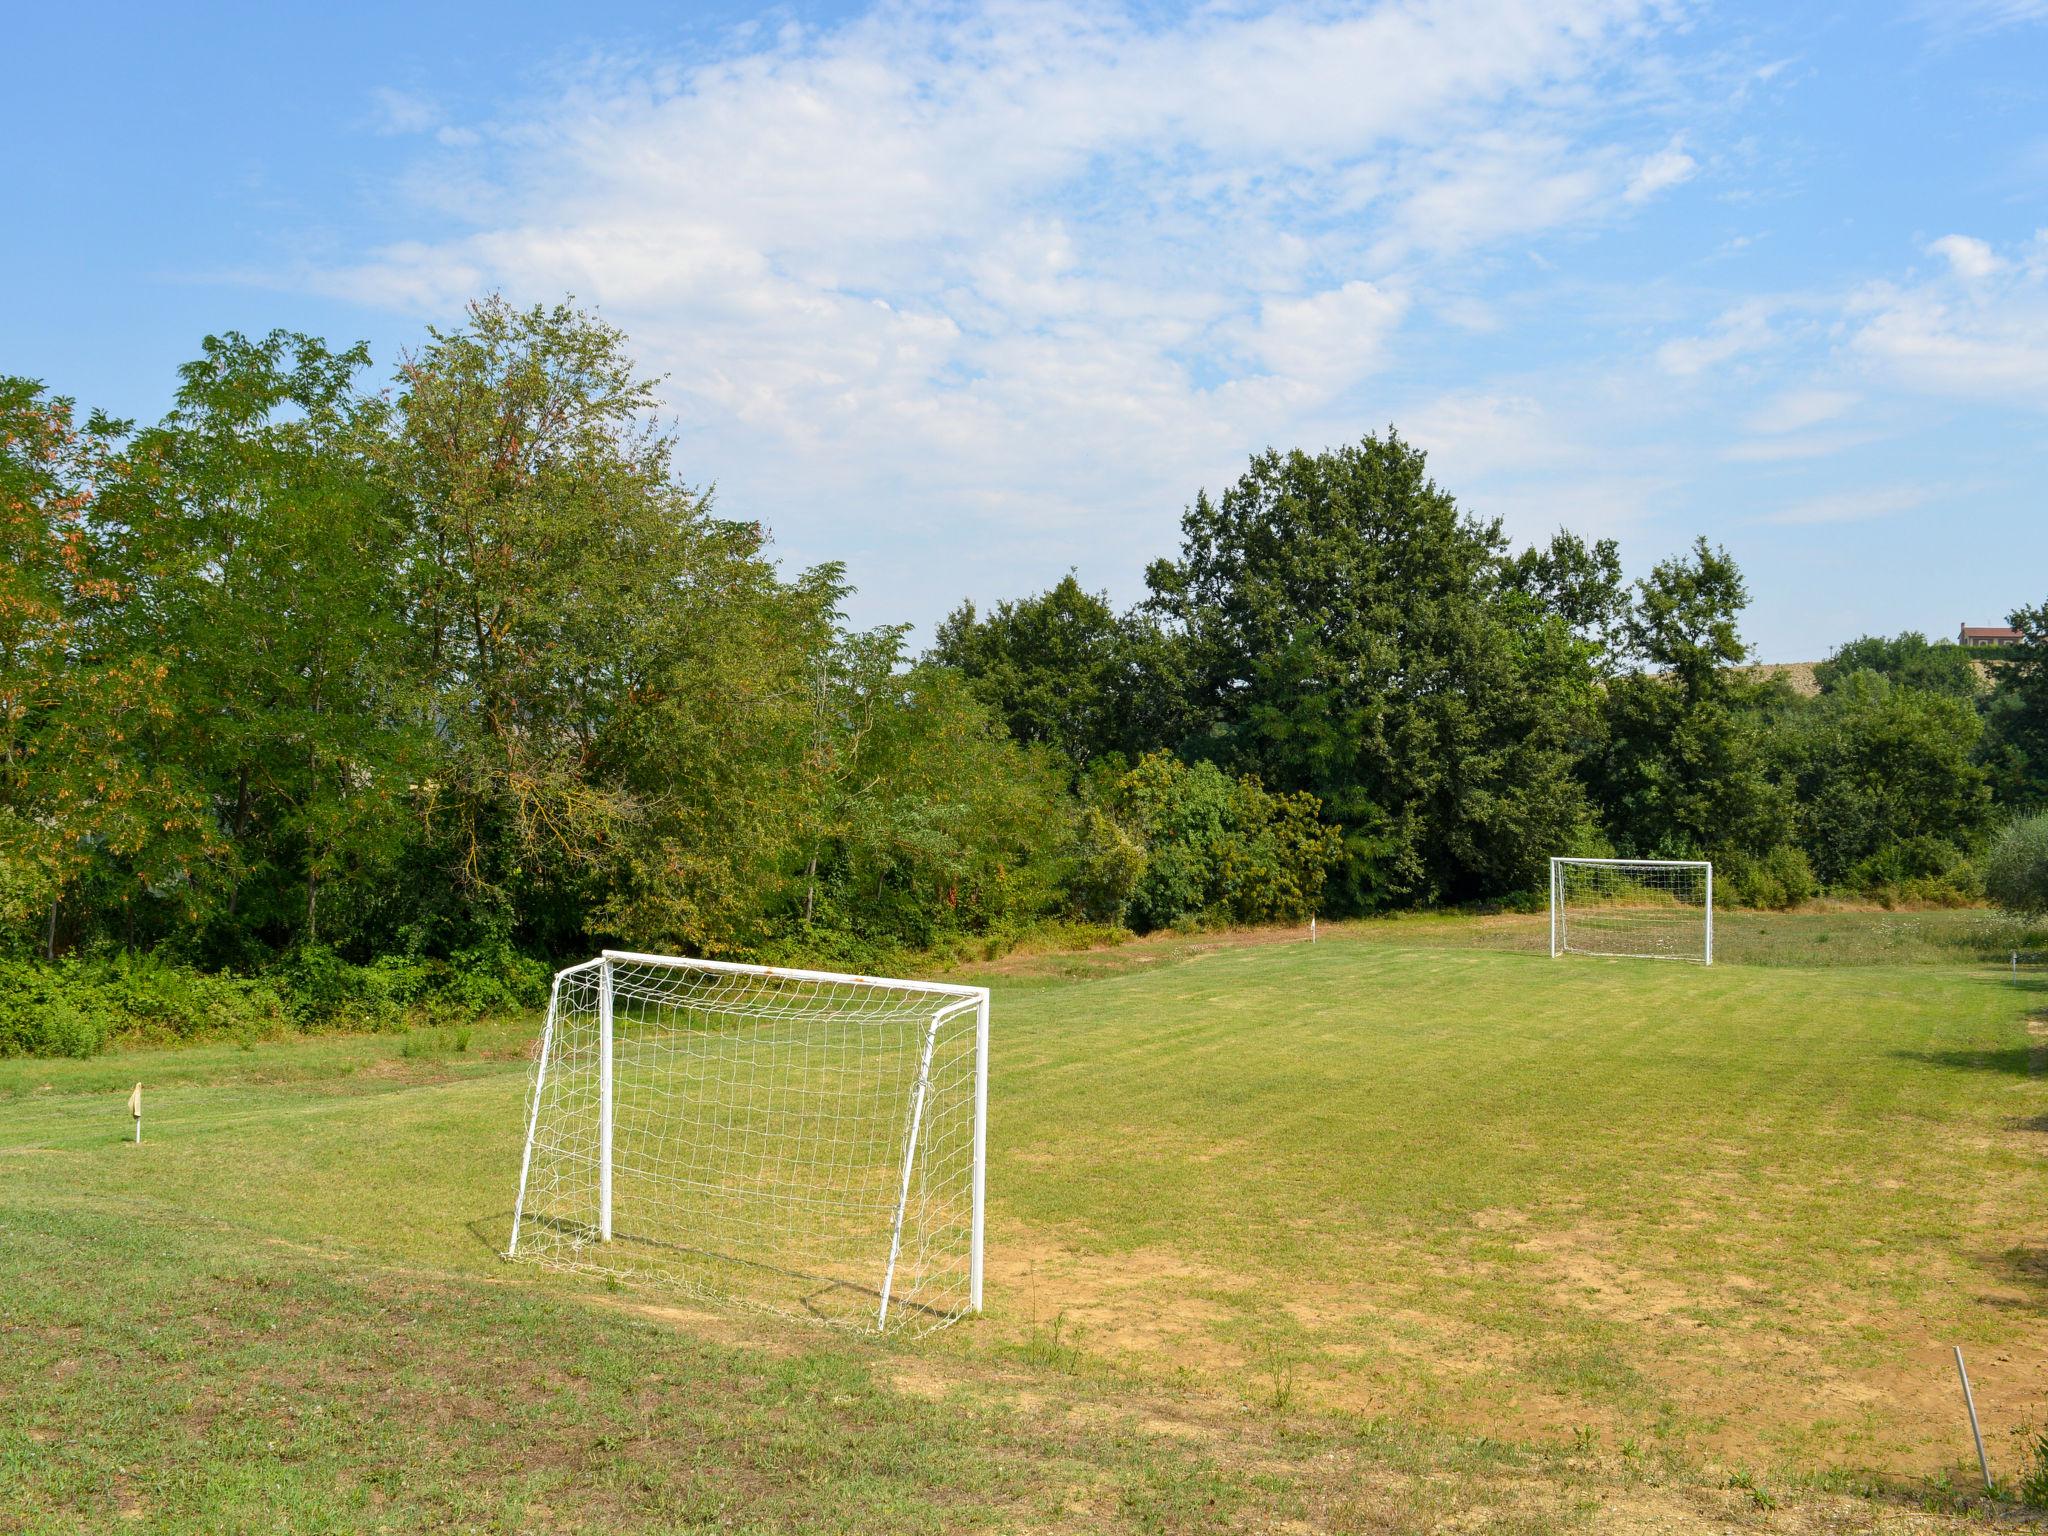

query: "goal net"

left=507, top=951, right=989, bottom=1334
left=1550, top=858, right=1713, bottom=965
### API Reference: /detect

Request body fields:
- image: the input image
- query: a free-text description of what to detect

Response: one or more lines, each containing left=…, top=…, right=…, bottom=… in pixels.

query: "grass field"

left=4, top=911, right=2046, bottom=1532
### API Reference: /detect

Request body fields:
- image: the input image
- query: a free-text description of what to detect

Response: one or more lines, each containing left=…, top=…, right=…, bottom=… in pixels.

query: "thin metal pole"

left=879, top=1012, right=944, bottom=1332
left=1704, top=863, right=1714, bottom=967
left=969, top=991, right=990, bottom=1314
left=1954, top=1347, right=1992, bottom=1492
left=597, top=958, right=614, bottom=1243
left=1548, top=859, right=1555, bottom=958
left=507, top=972, right=566, bottom=1257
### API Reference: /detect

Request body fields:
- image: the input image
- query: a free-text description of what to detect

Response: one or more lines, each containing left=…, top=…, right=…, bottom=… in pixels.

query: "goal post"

left=507, top=951, right=990, bottom=1334
left=1550, top=858, right=1713, bottom=965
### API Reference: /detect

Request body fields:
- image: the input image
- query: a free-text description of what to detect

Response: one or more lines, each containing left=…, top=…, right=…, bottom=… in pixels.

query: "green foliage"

left=1589, top=540, right=1794, bottom=865
left=1984, top=597, right=2048, bottom=813
left=1506, top=530, right=1630, bottom=673
left=8, top=301, right=2045, bottom=1055
left=1714, top=845, right=1817, bottom=910
left=1984, top=813, right=2048, bottom=921
left=1144, top=431, right=1599, bottom=912
left=1103, top=753, right=1339, bottom=930
left=929, top=574, right=1141, bottom=768
left=1062, top=804, right=1149, bottom=925
left=1774, top=670, right=1991, bottom=895
left=0, top=955, right=289, bottom=1057
left=0, top=942, right=551, bottom=1058
left=2014, top=1423, right=2048, bottom=1510
left=1814, top=632, right=1983, bottom=701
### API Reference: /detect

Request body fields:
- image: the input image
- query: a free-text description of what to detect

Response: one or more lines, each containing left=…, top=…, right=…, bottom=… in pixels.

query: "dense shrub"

left=1985, top=813, right=2048, bottom=921
left=1714, top=846, right=1817, bottom=910
left=1105, top=754, right=1341, bottom=931
left=0, top=944, right=552, bottom=1058
left=0, top=956, right=290, bottom=1057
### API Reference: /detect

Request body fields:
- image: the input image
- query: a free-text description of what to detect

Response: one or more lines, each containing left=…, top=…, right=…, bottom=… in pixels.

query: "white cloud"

left=1249, top=281, right=1410, bottom=391
left=1625, top=138, right=1698, bottom=203
left=367, top=87, right=440, bottom=136
left=1763, top=486, right=1930, bottom=526
left=1655, top=299, right=1777, bottom=376
left=1847, top=231, right=2048, bottom=405
left=1928, top=234, right=2002, bottom=280
left=1741, top=387, right=1858, bottom=434
left=1405, top=390, right=1571, bottom=480
left=1721, top=431, right=1873, bottom=464
left=1912, top=0, right=2048, bottom=34
left=307, top=0, right=1702, bottom=621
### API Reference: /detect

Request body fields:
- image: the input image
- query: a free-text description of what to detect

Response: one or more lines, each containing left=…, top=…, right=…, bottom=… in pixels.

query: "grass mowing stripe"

left=3, top=917, right=2043, bottom=1515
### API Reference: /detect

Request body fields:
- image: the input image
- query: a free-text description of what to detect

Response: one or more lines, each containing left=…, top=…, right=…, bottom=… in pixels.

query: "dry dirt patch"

left=979, top=1220, right=2048, bottom=1479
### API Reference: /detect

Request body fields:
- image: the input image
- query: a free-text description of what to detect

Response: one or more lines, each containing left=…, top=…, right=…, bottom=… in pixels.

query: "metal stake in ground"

left=128, top=1082, right=141, bottom=1145
left=1953, top=1346, right=1991, bottom=1492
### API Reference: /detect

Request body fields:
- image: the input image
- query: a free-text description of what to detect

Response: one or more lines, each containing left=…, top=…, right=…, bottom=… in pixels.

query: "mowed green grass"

left=3, top=919, right=2045, bottom=1532
left=976, top=935, right=2047, bottom=1466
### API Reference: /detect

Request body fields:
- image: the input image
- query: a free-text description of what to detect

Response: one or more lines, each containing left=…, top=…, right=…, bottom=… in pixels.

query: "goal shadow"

left=477, top=1209, right=954, bottom=1330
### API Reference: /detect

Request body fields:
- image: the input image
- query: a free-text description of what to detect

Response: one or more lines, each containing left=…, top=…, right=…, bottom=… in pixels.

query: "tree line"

left=3, top=297, right=2045, bottom=1023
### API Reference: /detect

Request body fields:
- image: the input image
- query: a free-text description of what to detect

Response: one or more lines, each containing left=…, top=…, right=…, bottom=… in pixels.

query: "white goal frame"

left=1549, top=858, right=1713, bottom=965
left=506, top=950, right=990, bottom=1333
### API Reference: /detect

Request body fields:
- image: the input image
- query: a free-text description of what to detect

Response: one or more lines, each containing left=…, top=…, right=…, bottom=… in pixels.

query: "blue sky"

left=7, top=1, right=2045, bottom=661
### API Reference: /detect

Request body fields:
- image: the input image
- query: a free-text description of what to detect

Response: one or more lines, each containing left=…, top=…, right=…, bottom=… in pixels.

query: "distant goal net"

left=1550, top=858, right=1713, bottom=965
left=508, top=952, right=989, bottom=1334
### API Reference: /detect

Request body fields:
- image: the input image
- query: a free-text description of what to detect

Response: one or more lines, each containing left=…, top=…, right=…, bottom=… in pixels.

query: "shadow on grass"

left=1989, top=1246, right=2048, bottom=1307
left=474, top=1210, right=954, bottom=1331
left=1891, top=1047, right=2040, bottom=1078
left=465, top=1211, right=515, bottom=1257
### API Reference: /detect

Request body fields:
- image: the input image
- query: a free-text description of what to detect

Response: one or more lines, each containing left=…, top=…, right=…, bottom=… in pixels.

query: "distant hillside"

left=1740, top=657, right=2005, bottom=698
left=1743, top=662, right=1821, bottom=697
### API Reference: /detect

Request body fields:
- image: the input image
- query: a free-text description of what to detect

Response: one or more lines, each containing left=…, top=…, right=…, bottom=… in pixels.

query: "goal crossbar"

left=1550, top=857, right=1714, bottom=965
left=506, top=951, right=991, bottom=1334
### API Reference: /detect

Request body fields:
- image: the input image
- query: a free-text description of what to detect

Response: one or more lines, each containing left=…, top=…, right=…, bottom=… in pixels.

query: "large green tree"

left=1774, top=669, right=1991, bottom=889
left=1589, top=539, right=1792, bottom=861
left=929, top=575, right=1135, bottom=769
left=1814, top=632, right=1984, bottom=702
left=1985, top=597, right=2048, bottom=812
left=92, top=333, right=419, bottom=955
left=1143, top=431, right=1599, bottom=911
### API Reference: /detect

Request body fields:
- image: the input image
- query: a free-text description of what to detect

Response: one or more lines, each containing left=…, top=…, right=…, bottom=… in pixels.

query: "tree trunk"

left=305, top=865, right=319, bottom=945
left=44, top=897, right=57, bottom=962
left=803, top=852, right=819, bottom=925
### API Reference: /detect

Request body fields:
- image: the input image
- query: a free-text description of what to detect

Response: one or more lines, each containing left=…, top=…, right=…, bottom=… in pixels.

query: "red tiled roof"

left=1960, top=625, right=2022, bottom=640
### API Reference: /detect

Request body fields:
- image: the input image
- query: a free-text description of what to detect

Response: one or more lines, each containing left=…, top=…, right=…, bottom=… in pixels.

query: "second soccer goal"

left=506, top=951, right=990, bottom=1334
left=1549, top=858, right=1713, bottom=965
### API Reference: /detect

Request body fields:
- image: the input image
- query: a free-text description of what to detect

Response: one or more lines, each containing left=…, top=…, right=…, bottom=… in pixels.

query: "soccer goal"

left=507, top=951, right=990, bottom=1334
left=1550, top=858, right=1713, bottom=965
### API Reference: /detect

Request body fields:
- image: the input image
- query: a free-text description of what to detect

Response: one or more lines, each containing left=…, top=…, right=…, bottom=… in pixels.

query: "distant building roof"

left=1959, top=624, right=2023, bottom=645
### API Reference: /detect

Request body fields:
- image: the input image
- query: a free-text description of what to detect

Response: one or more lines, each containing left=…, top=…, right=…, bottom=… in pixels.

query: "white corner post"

left=969, top=988, right=990, bottom=1314
left=597, top=956, right=615, bottom=1243
left=1704, top=863, right=1715, bottom=968
left=878, top=1007, right=947, bottom=1332
left=506, top=971, right=567, bottom=1258
left=1548, top=858, right=1560, bottom=958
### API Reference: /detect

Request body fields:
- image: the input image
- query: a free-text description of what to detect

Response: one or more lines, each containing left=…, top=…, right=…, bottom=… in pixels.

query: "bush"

left=0, top=964, right=103, bottom=1057
left=1986, top=813, right=2048, bottom=921
left=0, top=943, right=552, bottom=1059
left=1106, top=754, right=1341, bottom=931
left=0, top=955, right=289, bottom=1057
left=1841, top=836, right=1981, bottom=908
left=1714, top=845, right=1817, bottom=910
